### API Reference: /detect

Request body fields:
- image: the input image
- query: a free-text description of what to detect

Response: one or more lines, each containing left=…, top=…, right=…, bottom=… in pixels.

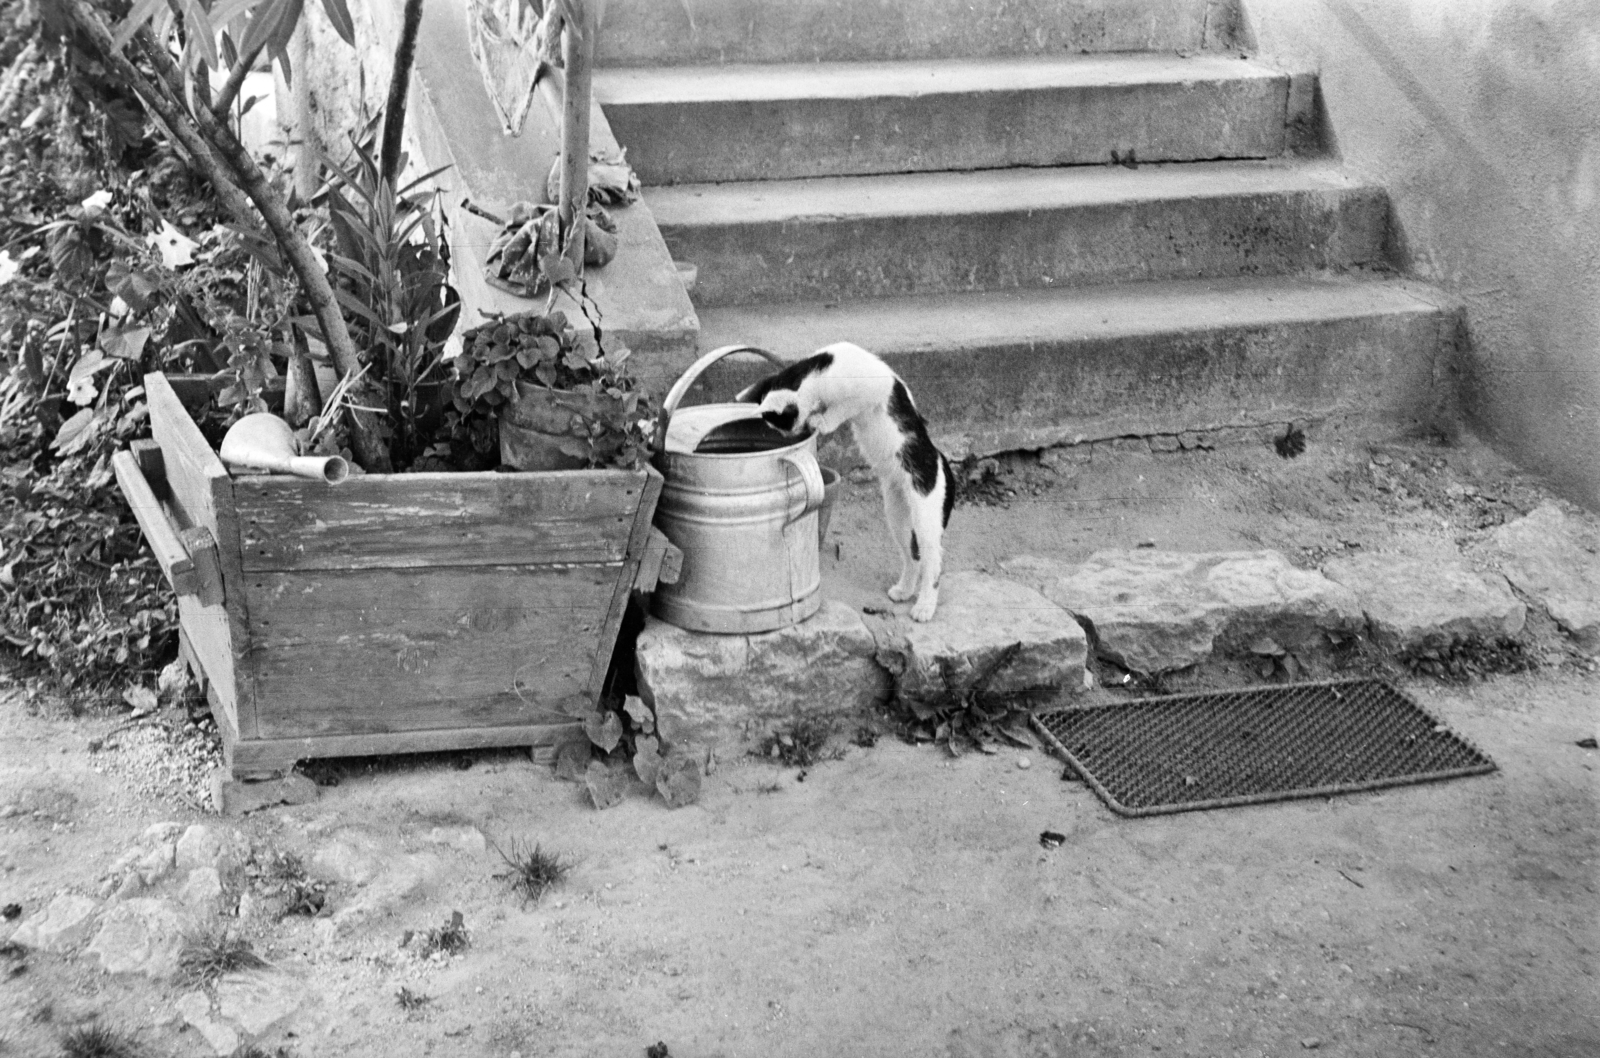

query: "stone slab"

left=635, top=600, right=891, bottom=745
left=650, top=161, right=1387, bottom=308
left=1490, top=503, right=1600, bottom=651
left=217, top=969, right=308, bottom=1036
left=210, top=770, right=319, bottom=816
left=9, top=892, right=99, bottom=952
left=86, top=898, right=190, bottom=979
left=176, top=991, right=240, bottom=1057
left=599, top=54, right=1287, bottom=184
left=1032, top=549, right=1365, bottom=674
left=597, top=0, right=1228, bottom=65
left=1321, top=549, right=1525, bottom=648
left=871, top=571, right=1088, bottom=705
left=695, top=276, right=1457, bottom=459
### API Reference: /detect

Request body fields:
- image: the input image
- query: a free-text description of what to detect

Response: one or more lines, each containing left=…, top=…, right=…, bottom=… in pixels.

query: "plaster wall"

left=1241, top=0, right=1600, bottom=508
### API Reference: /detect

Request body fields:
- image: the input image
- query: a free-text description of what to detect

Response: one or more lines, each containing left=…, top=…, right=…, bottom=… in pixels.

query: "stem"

left=380, top=0, right=424, bottom=184
left=67, top=2, right=392, bottom=471
left=211, top=38, right=268, bottom=119
left=557, top=0, right=593, bottom=270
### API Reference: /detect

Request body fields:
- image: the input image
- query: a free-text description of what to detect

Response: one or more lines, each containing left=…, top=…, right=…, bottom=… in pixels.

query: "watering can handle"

left=653, top=344, right=789, bottom=455
left=778, top=449, right=827, bottom=521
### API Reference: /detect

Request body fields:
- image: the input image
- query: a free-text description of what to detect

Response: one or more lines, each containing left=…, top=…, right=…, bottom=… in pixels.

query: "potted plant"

left=445, top=308, right=652, bottom=473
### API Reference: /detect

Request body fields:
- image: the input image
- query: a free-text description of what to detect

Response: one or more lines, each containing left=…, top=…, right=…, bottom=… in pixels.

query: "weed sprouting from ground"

left=58, top=1025, right=142, bottom=1058
left=413, top=911, right=470, bottom=958
left=396, top=986, right=432, bottom=1012
left=176, top=929, right=268, bottom=987
left=491, top=840, right=571, bottom=905
left=247, top=849, right=327, bottom=918
left=757, top=717, right=839, bottom=767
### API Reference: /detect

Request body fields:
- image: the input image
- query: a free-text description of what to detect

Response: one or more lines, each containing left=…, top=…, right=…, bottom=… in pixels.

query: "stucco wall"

left=1240, top=0, right=1600, bottom=509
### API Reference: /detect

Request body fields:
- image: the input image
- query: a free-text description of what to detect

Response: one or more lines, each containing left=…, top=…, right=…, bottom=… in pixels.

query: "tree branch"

left=68, top=1, right=393, bottom=471
left=211, top=38, right=267, bottom=119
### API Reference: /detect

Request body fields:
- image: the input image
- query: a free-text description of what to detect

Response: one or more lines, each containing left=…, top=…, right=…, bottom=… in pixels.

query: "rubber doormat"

left=1031, top=678, right=1496, bottom=817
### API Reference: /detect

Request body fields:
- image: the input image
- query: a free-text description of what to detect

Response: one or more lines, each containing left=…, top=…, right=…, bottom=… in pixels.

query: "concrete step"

left=651, top=162, right=1391, bottom=307
left=676, top=275, right=1459, bottom=457
left=597, top=54, right=1291, bottom=184
left=596, top=0, right=1239, bottom=66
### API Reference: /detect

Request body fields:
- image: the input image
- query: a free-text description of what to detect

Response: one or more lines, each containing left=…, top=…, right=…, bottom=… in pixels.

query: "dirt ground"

left=2, top=429, right=1597, bottom=1058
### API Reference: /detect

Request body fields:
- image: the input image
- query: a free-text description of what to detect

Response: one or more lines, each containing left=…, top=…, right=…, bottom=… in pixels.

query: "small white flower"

left=0, top=250, right=17, bottom=288
left=81, top=189, right=114, bottom=214
left=147, top=219, right=197, bottom=269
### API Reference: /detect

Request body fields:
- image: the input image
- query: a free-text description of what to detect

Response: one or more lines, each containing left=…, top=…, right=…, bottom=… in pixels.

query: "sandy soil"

left=2, top=431, right=1596, bottom=1058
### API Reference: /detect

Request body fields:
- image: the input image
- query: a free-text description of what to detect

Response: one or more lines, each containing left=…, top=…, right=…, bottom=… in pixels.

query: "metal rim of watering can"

left=652, top=344, right=790, bottom=456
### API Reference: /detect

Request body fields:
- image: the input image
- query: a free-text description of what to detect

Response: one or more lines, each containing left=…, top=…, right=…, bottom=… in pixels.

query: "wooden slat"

left=130, top=439, right=166, bottom=486
left=179, top=527, right=225, bottom=608
left=146, top=372, right=255, bottom=742
left=232, top=468, right=650, bottom=571
left=112, top=450, right=199, bottom=595
left=587, top=466, right=664, bottom=695
left=245, top=564, right=618, bottom=738
left=228, top=720, right=586, bottom=778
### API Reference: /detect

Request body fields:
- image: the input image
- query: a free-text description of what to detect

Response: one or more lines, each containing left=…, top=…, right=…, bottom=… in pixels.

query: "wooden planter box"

left=114, top=373, right=672, bottom=780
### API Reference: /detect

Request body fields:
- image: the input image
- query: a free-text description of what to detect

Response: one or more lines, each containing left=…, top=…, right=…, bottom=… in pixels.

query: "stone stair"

left=593, top=0, right=1462, bottom=457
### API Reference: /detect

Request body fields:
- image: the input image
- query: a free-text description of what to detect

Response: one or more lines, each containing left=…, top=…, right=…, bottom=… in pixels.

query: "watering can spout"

left=220, top=413, right=350, bottom=484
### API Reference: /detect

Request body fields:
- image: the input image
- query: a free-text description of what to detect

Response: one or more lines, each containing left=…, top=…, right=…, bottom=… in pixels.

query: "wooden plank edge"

left=227, top=721, right=586, bottom=778
left=112, top=450, right=199, bottom=595
left=585, top=467, right=664, bottom=702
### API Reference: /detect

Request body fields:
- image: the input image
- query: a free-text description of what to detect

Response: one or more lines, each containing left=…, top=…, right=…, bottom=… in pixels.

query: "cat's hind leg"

left=906, top=476, right=945, bottom=622
left=882, top=478, right=920, bottom=603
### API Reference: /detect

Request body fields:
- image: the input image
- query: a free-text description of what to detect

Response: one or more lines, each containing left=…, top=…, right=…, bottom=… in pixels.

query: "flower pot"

left=500, top=380, right=628, bottom=471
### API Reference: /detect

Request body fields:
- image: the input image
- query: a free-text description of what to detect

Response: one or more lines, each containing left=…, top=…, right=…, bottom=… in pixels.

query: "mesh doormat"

left=1031, top=678, right=1495, bottom=817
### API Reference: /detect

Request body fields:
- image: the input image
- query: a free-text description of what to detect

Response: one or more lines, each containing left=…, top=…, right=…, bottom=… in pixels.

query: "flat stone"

left=178, top=867, right=225, bottom=914
left=217, top=969, right=307, bottom=1035
left=420, top=826, right=488, bottom=856
left=9, top=892, right=99, bottom=952
left=308, top=830, right=388, bottom=886
left=86, top=898, right=190, bottom=979
left=1038, top=550, right=1364, bottom=673
left=175, top=825, right=242, bottom=874
left=210, top=770, right=319, bottom=816
left=871, top=572, right=1088, bottom=705
left=1322, top=549, right=1525, bottom=648
left=1490, top=503, right=1600, bottom=650
left=176, top=990, right=239, bottom=1056
left=635, top=600, right=892, bottom=745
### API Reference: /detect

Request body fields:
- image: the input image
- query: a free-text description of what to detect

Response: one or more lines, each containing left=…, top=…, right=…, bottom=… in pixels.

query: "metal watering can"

left=650, top=345, right=829, bottom=634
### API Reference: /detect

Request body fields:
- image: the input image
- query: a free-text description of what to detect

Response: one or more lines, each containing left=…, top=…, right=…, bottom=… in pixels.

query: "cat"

left=736, top=342, right=954, bottom=622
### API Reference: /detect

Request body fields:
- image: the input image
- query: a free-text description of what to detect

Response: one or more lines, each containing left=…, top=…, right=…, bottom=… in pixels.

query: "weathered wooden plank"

left=112, top=450, right=199, bottom=595
left=227, top=720, right=586, bottom=778
left=146, top=373, right=257, bottom=741
left=130, top=439, right=166, bottom=486
left=179, top=527, right=225, bottom=608
left=233, top=468, right=651, bottom=571
left=245, top=564, right=618, bottom=738
left=588, top=467, right=664, bottom=695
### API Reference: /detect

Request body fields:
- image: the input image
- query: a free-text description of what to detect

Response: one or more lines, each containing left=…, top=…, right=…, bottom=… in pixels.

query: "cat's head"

left=735, top=352, right=834, bottom=435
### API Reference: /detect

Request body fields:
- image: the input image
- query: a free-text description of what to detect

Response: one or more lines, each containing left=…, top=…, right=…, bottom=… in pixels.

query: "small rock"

left=9, top=892, right=99, bottom=952
left=86, top=898, right=190, bottom=979
left=179, top=867, right=225, bottom=913
left=176, top=990, right=239, bottom=1056
left=176, top=825, right=241, bottom=873
left=421, top=826, right=488, bottom=856
left=217, top=969, right=307, bottom=1035
left=137, top=843, right=176, bottom=886
left=210, top=771, right=319, bottom=816
left=1017, top=757, right=1032, bottom=770
left=1300, top=1039, right=1322, bottom=1050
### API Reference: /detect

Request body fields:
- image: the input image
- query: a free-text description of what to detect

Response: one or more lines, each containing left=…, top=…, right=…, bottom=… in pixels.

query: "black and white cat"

left=737, top=342, right=954, bottom=622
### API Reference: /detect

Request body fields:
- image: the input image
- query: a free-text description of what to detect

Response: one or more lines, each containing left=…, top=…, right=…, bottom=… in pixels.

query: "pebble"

left=1016, top=757, right=1032, bottom=770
